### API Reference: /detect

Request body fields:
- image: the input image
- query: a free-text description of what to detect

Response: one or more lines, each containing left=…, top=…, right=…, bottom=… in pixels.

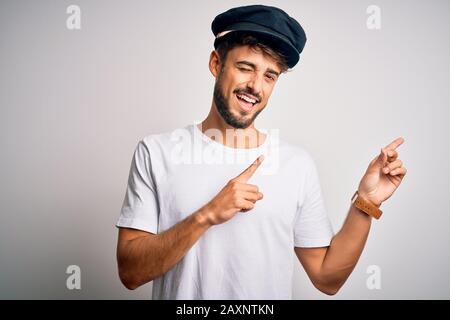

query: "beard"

left=213, top=75, right=265, bottom=129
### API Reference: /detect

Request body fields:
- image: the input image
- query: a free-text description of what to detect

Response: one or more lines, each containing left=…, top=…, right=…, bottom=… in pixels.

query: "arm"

left=117, top=155, right=265, bottom=290
left=117, top=207, right=210, bottom=290
left=295, top=138, right=407, bottom=295
left=295, top=203, right=371, bottom=295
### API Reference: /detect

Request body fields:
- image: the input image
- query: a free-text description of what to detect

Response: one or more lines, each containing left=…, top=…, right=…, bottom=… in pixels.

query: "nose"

left=246, top=72, right=264, bottom=98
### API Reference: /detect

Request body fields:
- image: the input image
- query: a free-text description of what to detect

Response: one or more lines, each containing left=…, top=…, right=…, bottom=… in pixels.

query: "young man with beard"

left=116, top=5, right=407, bottom=299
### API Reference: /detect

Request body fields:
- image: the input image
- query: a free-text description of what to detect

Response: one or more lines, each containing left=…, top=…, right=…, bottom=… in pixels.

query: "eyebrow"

left=235, top=60, right=280, bottom=77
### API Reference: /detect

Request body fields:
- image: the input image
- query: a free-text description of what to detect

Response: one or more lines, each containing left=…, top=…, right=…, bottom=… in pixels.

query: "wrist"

left=352, top=190, right=383, bottom=220
left=195, top=205, right=214, bottom=228
left=357, top=190, right=382, bottom=208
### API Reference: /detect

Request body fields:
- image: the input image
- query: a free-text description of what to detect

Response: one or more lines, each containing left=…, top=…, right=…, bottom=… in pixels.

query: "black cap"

left=211, top=5, right=307, bottom=69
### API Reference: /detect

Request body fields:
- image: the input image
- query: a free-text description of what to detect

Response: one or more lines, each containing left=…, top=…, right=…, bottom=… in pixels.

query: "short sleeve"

left=294, top=155, right=334, bottom=247
left=116, top=140, right=159, bottom=233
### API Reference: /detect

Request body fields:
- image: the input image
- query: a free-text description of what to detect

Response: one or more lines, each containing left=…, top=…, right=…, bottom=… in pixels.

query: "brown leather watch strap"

left=351, top=191, right=383, bottom=220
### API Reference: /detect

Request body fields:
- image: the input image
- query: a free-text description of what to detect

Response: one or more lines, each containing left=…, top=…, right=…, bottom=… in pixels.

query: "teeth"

left=237, top=94, right=256, bottom=104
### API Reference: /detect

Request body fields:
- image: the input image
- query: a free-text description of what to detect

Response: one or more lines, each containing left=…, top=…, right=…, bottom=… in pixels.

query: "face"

left=212, top=45, right=281, bottom=129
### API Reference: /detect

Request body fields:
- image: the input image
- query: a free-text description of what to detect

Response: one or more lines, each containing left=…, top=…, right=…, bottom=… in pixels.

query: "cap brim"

left=213, top=28, right=300, bottom=68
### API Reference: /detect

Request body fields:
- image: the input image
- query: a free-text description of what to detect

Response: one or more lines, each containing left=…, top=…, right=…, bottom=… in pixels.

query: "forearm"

left=118, top=206, right=211, bottom=289
left=319, top=203, right=372, bottom=290
left=118, top=155, right=266, bottom=289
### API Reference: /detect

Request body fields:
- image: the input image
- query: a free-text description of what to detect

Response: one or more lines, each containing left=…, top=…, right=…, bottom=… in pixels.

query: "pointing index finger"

left=234, top=155, right=265, bottom=182
left=384, top=137, right=405, bottom=151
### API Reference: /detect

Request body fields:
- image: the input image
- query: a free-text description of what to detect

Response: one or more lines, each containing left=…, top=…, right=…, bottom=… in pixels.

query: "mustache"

left=233, top=88, right=261, bottom=104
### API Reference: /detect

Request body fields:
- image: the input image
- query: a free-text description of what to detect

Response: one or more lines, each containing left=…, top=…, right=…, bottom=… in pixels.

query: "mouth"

left=235, top=93, right=258, bottom=112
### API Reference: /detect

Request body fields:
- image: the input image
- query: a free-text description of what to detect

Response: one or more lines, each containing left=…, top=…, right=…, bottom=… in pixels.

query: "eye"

left=238, top=67, right=252, bottom=72
left=265, top=74, right=275, bottom=81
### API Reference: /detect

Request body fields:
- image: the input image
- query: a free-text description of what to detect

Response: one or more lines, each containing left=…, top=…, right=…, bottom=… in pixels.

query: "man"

left=116, top=5, right=407, bottom=299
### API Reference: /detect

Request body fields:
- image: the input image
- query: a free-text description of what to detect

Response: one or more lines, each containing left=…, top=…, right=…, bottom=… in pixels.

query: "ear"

left=208, top=50, right=222, bottom=78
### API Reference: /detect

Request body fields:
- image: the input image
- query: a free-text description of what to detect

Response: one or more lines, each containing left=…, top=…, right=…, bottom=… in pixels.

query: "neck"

left=198, top=102, right=266, bottom=149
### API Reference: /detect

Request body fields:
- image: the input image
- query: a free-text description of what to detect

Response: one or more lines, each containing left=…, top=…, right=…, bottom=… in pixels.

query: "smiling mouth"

left=235, top=93, right=258, bottom=112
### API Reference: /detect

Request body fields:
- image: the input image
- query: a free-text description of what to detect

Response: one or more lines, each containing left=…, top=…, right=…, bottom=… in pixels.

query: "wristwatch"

left=351, top=191, right=383, bottom=220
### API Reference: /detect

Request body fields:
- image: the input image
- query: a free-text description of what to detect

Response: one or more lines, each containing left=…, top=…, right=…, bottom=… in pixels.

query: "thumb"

left=376, top=148, right=387, bottom=167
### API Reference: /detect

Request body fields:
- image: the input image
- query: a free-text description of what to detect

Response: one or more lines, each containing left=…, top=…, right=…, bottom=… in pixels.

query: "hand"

left=357, top=137, right=407, bottom=207
left=202, top=155, right=265, bottom=226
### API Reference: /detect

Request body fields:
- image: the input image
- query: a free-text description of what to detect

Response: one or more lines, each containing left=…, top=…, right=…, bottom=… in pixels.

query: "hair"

left=215, top=33, right=290, bottom=74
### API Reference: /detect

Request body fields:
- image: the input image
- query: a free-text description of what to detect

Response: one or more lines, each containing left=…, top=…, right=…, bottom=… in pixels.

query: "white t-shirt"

left=116, top=123, right=334, bottom=299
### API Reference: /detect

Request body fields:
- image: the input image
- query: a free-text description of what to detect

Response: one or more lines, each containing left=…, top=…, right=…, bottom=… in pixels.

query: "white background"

left=1, top=0, right=449, bottom=299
